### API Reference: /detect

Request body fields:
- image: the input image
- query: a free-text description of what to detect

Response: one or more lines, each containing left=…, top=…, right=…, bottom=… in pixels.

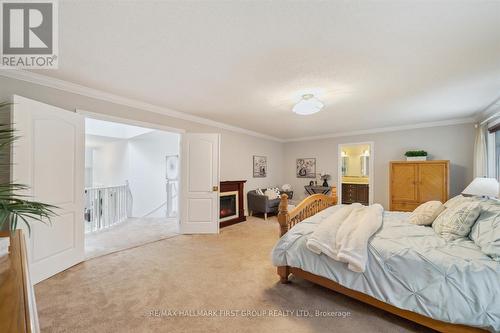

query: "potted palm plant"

left=404, top=150, right=428, bottom=161
left=0, top=102, right=56, bottom=235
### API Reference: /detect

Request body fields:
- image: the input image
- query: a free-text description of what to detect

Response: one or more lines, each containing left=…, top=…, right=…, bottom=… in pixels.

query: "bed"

left=272, top=192, right=499, bottom=333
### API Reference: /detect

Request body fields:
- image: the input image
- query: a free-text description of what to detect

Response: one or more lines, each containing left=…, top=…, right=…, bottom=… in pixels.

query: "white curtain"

left=473, top=124, right=488, bottom=178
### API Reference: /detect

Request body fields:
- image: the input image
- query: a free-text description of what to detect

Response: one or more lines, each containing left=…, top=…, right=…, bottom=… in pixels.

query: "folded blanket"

left=335, top=204, right=383, bottom=272
left=306, top=203, right=362, bottom=258
left=306, top=203, right=383, bottom=273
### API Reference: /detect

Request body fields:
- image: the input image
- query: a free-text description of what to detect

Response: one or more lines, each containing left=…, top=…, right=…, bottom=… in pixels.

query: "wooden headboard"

left=277, top=189, right=338, bottom=237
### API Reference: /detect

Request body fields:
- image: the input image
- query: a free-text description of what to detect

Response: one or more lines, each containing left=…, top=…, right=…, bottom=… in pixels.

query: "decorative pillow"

left=469, top=199, right=500, bottom=261
left=267, top=187, right=281, bottom=197
left=432, top=201, right=481, bottom=241
left=256, top=188, right=264, bottom=196
left=409, top=201, right=445, bottom=225
left=264, top=189, right=279, bottom=200
left=443, top=195, right=474, bottom=209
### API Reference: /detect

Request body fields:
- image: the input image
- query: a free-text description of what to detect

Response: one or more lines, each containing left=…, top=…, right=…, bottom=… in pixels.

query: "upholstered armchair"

left=247, top=189, right=293, bottom=220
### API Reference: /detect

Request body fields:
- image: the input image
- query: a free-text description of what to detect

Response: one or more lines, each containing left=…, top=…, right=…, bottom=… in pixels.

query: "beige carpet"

left=85, top=217, right=178, bottom=259
left=36, top=217, right=432, bottom=333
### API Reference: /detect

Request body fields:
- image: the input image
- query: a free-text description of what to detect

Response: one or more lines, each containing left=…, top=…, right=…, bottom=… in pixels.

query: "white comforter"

left=271, top=208, right=500, bottom=331
left=306, top=203, right=383, bottom=272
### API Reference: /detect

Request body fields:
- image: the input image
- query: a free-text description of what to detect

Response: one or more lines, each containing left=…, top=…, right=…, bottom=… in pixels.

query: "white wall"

left=284, top=123, right=475, bottom=208
left=92, top=139, right=129, bottom=187
left=220, top=131, right=284, bottom=212
left=127, top=131, right=179, bottom=217
left=90, top=130, right=179, bottom=218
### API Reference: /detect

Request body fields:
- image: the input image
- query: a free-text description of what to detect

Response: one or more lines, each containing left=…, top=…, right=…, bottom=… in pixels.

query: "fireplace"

left=220, top=191, right=238, bottom=222
left=219, top=180, right=246, bottom=228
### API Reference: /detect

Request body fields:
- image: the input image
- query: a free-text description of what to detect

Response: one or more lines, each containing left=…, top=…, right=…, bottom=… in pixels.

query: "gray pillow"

left=432, top=201, right=481, bottom=241
left=469, top=199, right=500, bottom=261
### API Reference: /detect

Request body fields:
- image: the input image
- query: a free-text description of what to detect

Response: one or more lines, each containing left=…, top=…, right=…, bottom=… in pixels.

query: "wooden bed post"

left=277, top=194, right=291, bottom=283
left=331, top=186, right=338, bottom=204
left=277, top=266, right=290, bottom=284
left=277, top=194, right=289, bottom=237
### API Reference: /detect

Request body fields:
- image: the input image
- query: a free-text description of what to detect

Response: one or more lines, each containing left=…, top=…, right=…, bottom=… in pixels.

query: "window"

left=487, top=120, right=500, bottom=180
left=496, top=133, right=500, bottom=180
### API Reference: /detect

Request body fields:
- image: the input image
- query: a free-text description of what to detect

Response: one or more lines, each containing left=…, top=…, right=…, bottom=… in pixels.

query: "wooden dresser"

left=0, top=230, right=39, bottom=333
left=342, top=183, right=369, bottom=205
left=389, top=160, right=449, bottom=212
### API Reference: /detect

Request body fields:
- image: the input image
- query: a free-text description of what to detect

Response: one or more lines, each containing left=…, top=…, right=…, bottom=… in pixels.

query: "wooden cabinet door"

left=418, top=162, right=448, bottom=203
left=357, top=185, right=369, bottom=205
left=391, top=163, right=418, bottom=203
left=342, top=184, right=354, bottom=204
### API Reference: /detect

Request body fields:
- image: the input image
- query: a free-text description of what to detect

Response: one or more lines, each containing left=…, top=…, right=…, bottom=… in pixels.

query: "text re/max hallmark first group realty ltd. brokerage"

left=145, top=308, right=352, bottom=318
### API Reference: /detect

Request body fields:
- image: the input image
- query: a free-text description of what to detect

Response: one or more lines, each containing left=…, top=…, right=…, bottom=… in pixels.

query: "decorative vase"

left=322, top=179, right=329, bottom=187
left=406, top=156, right=427, bottom=161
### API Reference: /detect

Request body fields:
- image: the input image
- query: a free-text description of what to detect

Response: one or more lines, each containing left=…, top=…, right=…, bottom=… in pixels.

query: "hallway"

left=85, top=217, right=178, bottom=259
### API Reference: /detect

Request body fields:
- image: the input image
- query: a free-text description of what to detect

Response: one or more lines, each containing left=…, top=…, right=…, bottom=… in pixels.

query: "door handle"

left=212, top=186, right=219, bottom=192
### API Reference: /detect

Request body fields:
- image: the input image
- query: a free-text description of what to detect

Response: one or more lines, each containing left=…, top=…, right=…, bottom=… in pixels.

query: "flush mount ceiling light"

left=292, top=94, right=324, bottom=115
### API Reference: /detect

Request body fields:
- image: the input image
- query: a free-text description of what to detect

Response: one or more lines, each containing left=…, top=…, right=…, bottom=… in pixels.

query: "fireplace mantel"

left=220, top=180, right=246, bottom=228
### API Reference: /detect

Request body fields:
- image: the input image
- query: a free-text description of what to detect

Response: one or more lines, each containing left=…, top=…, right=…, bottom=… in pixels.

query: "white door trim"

left=337, top=141, right=375, bottom=205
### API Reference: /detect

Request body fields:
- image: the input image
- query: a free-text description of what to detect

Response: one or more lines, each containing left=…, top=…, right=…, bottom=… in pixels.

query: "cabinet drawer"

left=391, top=202, right=419, bottom=212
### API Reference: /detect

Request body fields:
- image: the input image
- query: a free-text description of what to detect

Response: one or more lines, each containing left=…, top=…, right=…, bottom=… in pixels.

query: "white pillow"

left=470, top=200, right=500, bottom=261
left=265, top=189, right=279, bottom=200
left=267, top=187, right=280, bottom=196
left=256, top=188, right=264, bottom=196
left=444, top=195, right=473, bottom=209
left=432, top=201, right=481, bottom=241
left=409, top=201, right=445, bottom=225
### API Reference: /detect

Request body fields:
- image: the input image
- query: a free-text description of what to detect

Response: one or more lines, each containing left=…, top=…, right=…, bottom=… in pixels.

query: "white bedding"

left=271, top=205, right=500, bottom=332
left=306, top=203, right=383, bottom=272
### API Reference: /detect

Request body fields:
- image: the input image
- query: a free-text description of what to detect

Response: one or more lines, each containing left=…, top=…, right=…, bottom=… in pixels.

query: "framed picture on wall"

left=296, top=158, right=316, bottom=178
left=166, top=155, right=179, bottom=180
left=253, top=155, right=267, bottom=178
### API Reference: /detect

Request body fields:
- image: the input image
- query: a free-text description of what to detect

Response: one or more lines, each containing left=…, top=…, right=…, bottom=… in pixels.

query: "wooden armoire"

left=389, top=160, right=449, bottom=211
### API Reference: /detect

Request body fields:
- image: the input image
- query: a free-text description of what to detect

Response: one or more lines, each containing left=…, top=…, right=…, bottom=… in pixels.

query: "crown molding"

left=0, top=69, right=286, bottom=143
left=477, top=95, right=500, bottom=125
left=0, top=69, right=477, bottom=144
left=284, top=117, right=476, bottom=142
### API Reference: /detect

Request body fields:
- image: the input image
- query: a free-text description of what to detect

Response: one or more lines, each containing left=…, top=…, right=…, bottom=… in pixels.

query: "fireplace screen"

left=220, top=193, right=238, bottom=221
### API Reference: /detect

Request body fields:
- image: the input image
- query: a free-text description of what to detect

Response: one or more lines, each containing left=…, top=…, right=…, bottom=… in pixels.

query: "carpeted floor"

left=35, top=216, right=432, bottom=333
left=85, top=217, right=179, bottom=259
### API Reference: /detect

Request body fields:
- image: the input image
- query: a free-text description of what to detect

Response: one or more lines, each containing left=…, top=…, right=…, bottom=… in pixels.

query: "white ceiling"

left=85, top=134, right=123, bottom=149
left=85, top=118, right=154, bottom=139
left=34, top=1, right=500, bottom=139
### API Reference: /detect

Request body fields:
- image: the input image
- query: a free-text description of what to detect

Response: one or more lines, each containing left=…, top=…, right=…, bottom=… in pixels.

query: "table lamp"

left=461, top=177, right=499, bottom=198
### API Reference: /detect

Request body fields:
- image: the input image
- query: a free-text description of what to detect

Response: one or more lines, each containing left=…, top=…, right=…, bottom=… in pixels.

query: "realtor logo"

left=1, top=0, right=58, bottom=68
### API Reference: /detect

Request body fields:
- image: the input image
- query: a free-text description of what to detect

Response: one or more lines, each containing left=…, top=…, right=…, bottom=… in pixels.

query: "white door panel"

left=12, top=95, right=85, bottom=284
left=187, top=198, right=213, bottom=222
left=181, top=133, right=219, bottom=234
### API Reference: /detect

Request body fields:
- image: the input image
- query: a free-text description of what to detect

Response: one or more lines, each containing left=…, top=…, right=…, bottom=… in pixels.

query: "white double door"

left=12, top=95, right=220, bottom=284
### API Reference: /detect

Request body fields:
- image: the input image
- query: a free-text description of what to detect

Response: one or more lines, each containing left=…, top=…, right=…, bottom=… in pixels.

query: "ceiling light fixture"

left=292, top=94, right=324, bottom=115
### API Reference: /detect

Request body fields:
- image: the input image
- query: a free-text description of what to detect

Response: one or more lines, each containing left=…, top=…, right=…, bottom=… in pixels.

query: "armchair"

left=247, top=189, right=293, bottom=220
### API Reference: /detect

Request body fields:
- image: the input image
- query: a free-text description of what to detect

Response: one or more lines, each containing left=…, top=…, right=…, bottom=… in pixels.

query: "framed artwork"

left=296, top=158, right=316, bottom=178
left=166, top=155, right=179, bottom=180
left=253, top=155, right=267, bottom=178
